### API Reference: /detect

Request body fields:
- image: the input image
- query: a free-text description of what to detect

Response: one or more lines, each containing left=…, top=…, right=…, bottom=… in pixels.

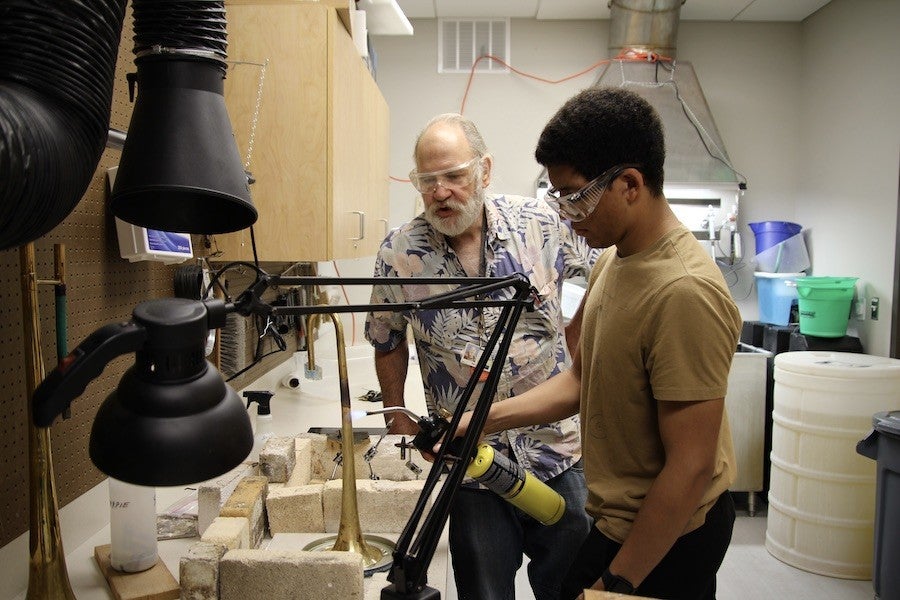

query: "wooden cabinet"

left=214, top=1, right=389, bottom=261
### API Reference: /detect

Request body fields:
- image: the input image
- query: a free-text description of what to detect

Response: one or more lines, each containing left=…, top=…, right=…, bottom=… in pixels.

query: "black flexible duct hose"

left=0, top=0, right=126, bottom=250
left=0, top=0, right=232, bottom=250
left=132, top=0, right=228, bottom=69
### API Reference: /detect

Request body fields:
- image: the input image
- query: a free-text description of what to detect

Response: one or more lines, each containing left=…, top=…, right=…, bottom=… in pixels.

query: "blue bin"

left=754, top=272, right=804, bottom=325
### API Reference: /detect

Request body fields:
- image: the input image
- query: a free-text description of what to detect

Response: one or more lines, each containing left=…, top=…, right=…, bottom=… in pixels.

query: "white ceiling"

left=395, top=0, right=832, bottom=22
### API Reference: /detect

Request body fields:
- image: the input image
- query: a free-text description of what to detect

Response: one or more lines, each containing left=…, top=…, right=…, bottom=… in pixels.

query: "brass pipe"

left=306, top=313, right=383, bottom=567
left=305, top=314, right=319, bottom=374
left=21, top=243, right=76, bottom=600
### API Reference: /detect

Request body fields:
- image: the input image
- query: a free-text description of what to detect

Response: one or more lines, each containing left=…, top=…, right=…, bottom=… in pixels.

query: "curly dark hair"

left=535, top=87, right=666, bottom=196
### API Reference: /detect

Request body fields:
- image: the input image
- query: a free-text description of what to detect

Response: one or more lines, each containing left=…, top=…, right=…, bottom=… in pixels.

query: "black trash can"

left=857, top=410, right=900, bottom=600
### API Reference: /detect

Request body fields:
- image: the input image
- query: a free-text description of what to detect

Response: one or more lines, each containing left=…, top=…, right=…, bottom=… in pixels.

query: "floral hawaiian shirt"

left=365, top=195, right=597, bottom=482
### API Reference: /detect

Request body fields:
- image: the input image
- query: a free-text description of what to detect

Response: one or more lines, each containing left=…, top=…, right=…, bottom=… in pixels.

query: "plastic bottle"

left=243, top=390, right=275, bottom=461
left=108, top=477, right=158, bottom=572
left=466, top=444, right=566, bottom=525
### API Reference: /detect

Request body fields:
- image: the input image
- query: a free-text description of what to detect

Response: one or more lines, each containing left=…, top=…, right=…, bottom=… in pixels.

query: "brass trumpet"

left=303, top=313, right=394, bottom=573
left=21, top=243, right=76, bottom=600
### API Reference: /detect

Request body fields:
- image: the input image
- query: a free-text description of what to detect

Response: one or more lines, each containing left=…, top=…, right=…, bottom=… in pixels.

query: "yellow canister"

left=465, top=443, right=566, bottom=525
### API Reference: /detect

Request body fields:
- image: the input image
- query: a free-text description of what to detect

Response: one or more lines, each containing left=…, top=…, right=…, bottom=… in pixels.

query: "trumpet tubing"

left=21, top=243, right=76, bottom=599
left=308, top=313, right=382, bottom=566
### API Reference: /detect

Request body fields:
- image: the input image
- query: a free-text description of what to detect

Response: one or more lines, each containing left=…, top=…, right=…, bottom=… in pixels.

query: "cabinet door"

left=330, top=9, right=389, bottom=259
left=216, top=2, right=387, bottom=262
left=217, top=2, right=329, bottom=262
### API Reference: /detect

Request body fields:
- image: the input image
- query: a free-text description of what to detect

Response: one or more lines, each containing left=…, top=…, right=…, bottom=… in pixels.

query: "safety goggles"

left=409, top=157, right=481, bottom=195
left=545, top=164, right=640, bottom=222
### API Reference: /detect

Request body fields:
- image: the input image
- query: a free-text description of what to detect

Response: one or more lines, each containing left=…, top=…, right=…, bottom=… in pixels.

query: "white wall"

left=366, top=0, right=899, bottom=356
left=797, top=0, right=900, bottom=357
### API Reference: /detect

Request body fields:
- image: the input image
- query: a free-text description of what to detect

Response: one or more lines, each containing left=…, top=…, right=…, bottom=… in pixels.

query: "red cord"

left=388, top=51, right=676, bottom=178
left=461, top=54, right=612, bottom=114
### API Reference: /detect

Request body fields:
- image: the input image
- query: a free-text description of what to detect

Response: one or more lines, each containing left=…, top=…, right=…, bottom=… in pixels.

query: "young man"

left=451, top=88, right=742, bottom=600
left=365, top=113, right=596, bottom=599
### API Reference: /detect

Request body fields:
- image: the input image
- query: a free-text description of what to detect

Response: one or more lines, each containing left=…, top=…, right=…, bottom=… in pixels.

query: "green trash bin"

left=857, top=410, right=900, bottom=600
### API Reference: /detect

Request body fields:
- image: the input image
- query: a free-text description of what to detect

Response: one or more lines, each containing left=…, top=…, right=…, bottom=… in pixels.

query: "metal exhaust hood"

left=594, top=0, right=746, bottom=189
left=535, top=0, right=746, bottom=258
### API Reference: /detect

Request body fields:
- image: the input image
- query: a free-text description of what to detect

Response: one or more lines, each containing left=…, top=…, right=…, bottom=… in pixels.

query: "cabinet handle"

left=379, top=218, right=389, bottom=237
left=351, top=211, right=366, bottom=241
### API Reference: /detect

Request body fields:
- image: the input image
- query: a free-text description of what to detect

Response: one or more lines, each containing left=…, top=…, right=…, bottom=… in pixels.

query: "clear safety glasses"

left=409, top=157, right=481, bottom=195
left=545, top=164, right=640, bottom=222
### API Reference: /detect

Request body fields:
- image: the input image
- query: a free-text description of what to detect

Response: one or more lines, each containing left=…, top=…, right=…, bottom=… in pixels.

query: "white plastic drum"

left=766, top=351, right=900, bottom=578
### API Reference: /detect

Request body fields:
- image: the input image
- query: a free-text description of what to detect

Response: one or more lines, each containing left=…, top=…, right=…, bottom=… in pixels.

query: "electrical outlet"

left=870, top=297, right=880, bottom=320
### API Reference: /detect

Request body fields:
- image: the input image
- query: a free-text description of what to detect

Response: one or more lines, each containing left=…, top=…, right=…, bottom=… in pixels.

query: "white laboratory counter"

left=2, top=341, right=446, bottom=600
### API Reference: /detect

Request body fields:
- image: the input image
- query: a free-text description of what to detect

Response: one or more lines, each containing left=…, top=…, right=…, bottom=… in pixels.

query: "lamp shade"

left=89, top=364, right=252, bottom=486
left=88, top=299, right=252, bottom=486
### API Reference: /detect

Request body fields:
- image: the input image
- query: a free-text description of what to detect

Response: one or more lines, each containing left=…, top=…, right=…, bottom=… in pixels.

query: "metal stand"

left=232, top=273, right=535, bottom=598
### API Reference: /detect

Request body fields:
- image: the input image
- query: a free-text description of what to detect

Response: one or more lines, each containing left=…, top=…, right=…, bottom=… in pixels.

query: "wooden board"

left=93, top=545, right=179, bottom=600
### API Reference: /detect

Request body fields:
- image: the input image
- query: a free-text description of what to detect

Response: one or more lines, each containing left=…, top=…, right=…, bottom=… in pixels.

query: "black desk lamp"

left=32, top=271, right=535, bottom=598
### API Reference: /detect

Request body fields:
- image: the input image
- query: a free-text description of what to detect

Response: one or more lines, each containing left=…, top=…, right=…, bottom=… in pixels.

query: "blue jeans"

left=449, top=461, right=591, bottom=600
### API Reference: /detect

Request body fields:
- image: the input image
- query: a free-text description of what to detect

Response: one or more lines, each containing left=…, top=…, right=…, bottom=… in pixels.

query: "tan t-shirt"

left=579, top=225, right=741, bottom=543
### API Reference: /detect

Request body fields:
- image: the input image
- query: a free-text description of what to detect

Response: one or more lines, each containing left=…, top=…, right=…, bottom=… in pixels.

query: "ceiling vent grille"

left=439, top=18, right=509, bottom=74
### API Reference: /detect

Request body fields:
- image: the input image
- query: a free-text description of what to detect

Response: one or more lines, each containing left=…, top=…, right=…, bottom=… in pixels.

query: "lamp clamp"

left=32, top=321, right=147, bottom=427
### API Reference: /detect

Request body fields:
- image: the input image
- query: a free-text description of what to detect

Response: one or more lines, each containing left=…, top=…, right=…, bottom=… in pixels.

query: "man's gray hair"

left=413, top=113, right=490, bottom=183
left=414, top=113, right=490, bottom=160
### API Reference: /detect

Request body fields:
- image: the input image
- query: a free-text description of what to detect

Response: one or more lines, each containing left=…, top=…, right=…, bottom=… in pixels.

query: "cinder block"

left=284, top=438, right=313, bottom=486
left=219, top=549, right=364, bottom=600
left=301, top=433, right=369, bottom=481
left=180, top=541, right=227, bottom=600
left=220, top=476, right=268, bottom=548
left=367, top=435, right=430, bottom=481
left=323, top=479, right=427, bottom=533
left=198, top=464, right=257, bottom=535
left=260, top=436, right=296, bottom=483
left=296, top=433, right=329, bottom=481
left=266, top=485, right=325, bottom=534
left=201, top=516, right=250, bottom=550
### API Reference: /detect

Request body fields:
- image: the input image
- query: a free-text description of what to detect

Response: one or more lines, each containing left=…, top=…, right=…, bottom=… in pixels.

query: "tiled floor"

left=446, top=500, right=877, bottom=599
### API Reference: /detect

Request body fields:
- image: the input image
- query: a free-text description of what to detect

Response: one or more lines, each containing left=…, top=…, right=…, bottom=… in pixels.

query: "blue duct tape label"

left=146, top=230, right=191, bottom=254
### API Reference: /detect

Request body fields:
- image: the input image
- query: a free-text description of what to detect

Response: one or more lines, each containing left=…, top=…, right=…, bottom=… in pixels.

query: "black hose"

left=0, top=0, right=233, bottom=250
left=0, top=0, right=126, bottom=250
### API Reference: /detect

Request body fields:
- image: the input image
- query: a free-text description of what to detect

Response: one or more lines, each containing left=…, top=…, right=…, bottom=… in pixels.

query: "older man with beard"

left=365, top=113, right=597, bottom=600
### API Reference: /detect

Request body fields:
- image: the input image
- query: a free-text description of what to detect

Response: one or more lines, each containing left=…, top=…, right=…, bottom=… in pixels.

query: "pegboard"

left=0, top=7, right=182, bottom=548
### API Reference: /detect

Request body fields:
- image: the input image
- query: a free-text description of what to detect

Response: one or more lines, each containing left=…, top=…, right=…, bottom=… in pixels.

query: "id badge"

left=461, top=342, right=495, bottom=382
left=460, top=342, right=481, bottom=368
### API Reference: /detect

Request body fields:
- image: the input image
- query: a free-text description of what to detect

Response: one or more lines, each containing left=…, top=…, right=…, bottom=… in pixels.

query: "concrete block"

left=323, top=479, right=426, bottom=533
left=201, top=516, right=250, bottom=550
left=220, top=476, right=268, bottom=548
left=296, top=433, right=329, bottom=481
left=367, top=435, right=430, bottom=481
left=260, top=436, right=296, bottom=483
left=180, top=541, right=227, bottom=600
left=300, top=433, right=370, bottom=481
left=284, top=438, right=313, bottom=486
left=197, top=463, right=257, bottom=535
left=219, top=549, right=364, bottom=600
left=266, top=485, right=325, bottom=533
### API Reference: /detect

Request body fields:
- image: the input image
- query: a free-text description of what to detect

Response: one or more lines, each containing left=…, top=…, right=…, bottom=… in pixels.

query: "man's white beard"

left=425, top=184, right=485, bottom=237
